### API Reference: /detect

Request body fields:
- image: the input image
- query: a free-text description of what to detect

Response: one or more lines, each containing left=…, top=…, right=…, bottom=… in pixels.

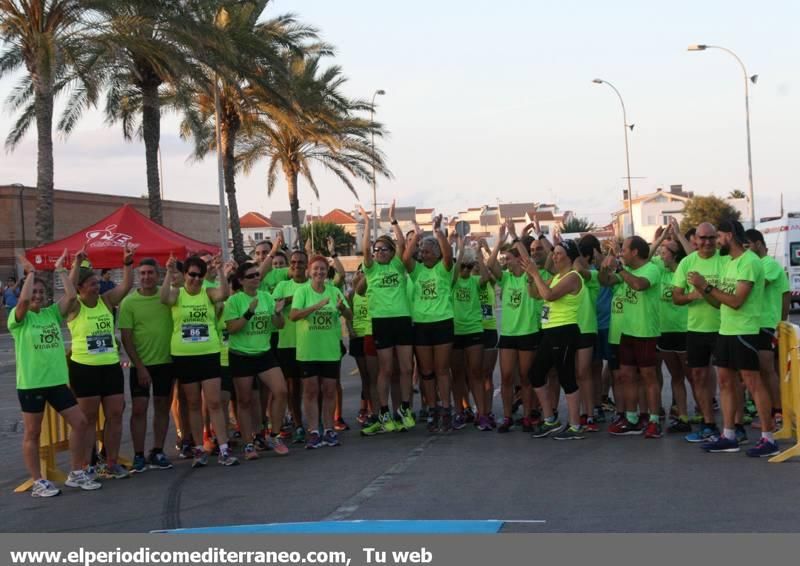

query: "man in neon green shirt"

left=745, top=228, right=791, bottom=429
left=689, top=220, right=777, bottom=457
left=119, top=258, right=174, bottom=472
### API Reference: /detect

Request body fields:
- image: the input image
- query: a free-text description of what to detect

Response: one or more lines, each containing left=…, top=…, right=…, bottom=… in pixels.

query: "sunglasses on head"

left=186, top=271, right=203, bottom=279
left=243, top=272, right=260, bottom=280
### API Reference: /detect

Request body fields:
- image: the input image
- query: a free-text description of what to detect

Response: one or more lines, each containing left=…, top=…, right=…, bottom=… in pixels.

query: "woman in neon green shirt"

left=290, top=256, right=352, bottom=449
left=224, top=262, right=289, bottom=460
left=451, top=236, right=492, bottom=430
left=67, top=244, right=134, bottom=480
left=10, top=251, right=101, bottom=497
left=162, top=254, right=237, bottom=468
left=527, top=239, right=585, bottom=440
left=403, top=214, right=455, bottom=432
left=357, top=203, right=416, bottom=436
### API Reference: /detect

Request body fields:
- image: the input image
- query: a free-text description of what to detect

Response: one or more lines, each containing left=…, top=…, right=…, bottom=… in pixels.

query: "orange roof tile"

left=240, top=212, right=275, bottom=228
left=321, top=208, right=357, bottom=224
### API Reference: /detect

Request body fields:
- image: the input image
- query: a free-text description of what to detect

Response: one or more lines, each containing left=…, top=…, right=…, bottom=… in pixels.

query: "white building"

left=236, top=212, right=284, bottom=252
left=611, top=185, right=693, bottom=241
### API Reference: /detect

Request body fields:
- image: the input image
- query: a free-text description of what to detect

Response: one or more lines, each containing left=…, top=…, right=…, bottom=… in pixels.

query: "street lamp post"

left=688, top=44, right=757, bottom=227
left=370, top=89, right=385, bottom=241
left=593, top=78, right=635, bottom=236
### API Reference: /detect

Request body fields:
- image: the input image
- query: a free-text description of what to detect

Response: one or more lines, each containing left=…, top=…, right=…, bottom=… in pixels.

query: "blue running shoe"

left=322, top=430, right=340, bottom=447
left=735, top=427, right=749, bottom=445
left=746, top=438, right=780, bottom=458
left=702, top=436, right=740, bottom=453
left=306, top=430, right=322, bottom=449
left=130, top=454, right=147, bottom=474
left=685, top=426, right=718, bottom=443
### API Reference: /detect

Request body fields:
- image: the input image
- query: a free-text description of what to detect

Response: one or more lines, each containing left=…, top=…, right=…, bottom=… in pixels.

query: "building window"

left=254, top=232, right=263, bottom=241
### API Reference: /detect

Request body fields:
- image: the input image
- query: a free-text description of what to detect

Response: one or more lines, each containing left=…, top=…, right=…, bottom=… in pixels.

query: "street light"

left=370, top=89, right=385, bottom=240
left=593, top=78, right=635, bottom=236
left=688, top=44, right=757, bottom=227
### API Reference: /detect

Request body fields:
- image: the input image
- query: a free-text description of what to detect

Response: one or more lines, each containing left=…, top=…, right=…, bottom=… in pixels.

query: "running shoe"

left=393, top=416, right=406, bottom=432
left=702, top=436, right=740, bottom=453
left=32, top=479, right=61, bottom=498
left=689, top=413, right=704, bottom=425
left=452, top=412, right=466, bottom=431
left=745, top=438, right=780, bottom=458
left=65, top=470, right=101, bottom=491
left=685, top=426, right=719, bottom=443
left=253, top=434, right=268, bottom=451
left=532, top=419, right=564, bottom=438
left=305, top=430, right=322, bottom=449
left=521, top=416, right=534, bottom=433
left=593, top=407, right=607, bottom=423
left=608, top=418, right=643, bottom=436
left=735, top=426, right=749, bottom=445
left=267, top=435, right=290, bottom=455
left=426, top=408, right=440, bottom=433
left=84, top=466, right=97, bottom=482
left=380, top=412, right=398, bottom=433
left=148, top=451, right=173, bottom=470
left=100, top=463, right=130, bottom=480
left=553, top=425, right=585, bottom=441
left=580, top=415, right=600, bottom=432
left=667, top=420, right=692, bottom=434
left=357, top=410, right=369, bottom=426
left=322, top=430, right=341, bottom=447
left=399, top=407, right=416, bottom=430
left=178, top=441, right=193, bottom=459
left=244, top=443, right=259, bottom=461
left=219, top=448, right=240, bottom=466
left=477, top=414, right=492, bottom=431
left=130, top=454, right=147, bottom=474
left=464, top=407, right=476, bottom=423
left=669, top=405, right=679, bottom=419
left=601, top=397, right=616, bottom=412
left=488, top=413, right=497, bottom=429
left=279, top=425, right=293, bottom=440
left=292, top=427, right=306, bottom=445
left=334, top=418, right=350, bottom=432
left=496, top=417, right=513, bottom=433
left=360, top=417, right=383, bottom=437
left=192, top=449, right=208, bottom=469
left=440, top=411, right=453, bottom=433
left=644, top=421, right=662, bottom=439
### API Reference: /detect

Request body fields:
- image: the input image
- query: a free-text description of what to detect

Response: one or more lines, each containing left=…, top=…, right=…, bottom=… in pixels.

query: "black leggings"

left=529, top=324, right=579, bottom=394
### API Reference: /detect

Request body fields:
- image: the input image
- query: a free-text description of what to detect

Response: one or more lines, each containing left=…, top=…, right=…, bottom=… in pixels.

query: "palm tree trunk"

left=221, top=121, right=246, bottom=262
left=141, top=80, right=163, bottom=224
left=285, top=166, right=302, bottom=249
left=33, top=89, right=55, bottom=246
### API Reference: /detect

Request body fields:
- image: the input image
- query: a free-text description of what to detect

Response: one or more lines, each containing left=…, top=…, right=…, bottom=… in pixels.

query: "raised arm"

left=649, top=225, right=669, bottom=259
left=52, top=250, right=76, bottom=317
left=388, top=199, right=405, bottom=259
left=486, top=223, right=506, bottom=280
left=433, top=215, right=453, bottom=270
left=206, top=260, right=234, bottom=304
left=69, top=246, right=87, bottom=289
left=327, top=237, right=346, bottom=287
left=161, top=254, right=181, bottom=306
left=13, top=256, right=38, bottom=323
left=358, top=205, right=374, bottom=268
left=102, top=243, right=135, bottom=308
left=403, top=221, right=421, bottom=273
left=258, top=232, right=284, bottom=278
left=669, top=217, right=693, bottom=256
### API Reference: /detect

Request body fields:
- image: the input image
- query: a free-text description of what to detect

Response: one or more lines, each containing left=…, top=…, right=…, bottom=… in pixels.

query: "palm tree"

left=175, top=1, right=321, bottom=261
left=88, top=0, right=229, bottom=224
left=560, top=216, right=597, bottom=233
left=237, top=53, right=391, bottom=246
left=1, top=0, right=96, bottom=246
left=728, top=189, right=746, bottom=199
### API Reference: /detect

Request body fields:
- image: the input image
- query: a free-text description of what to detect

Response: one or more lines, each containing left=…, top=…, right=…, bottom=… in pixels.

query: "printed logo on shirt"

left=420, top=279, right=438, bottom=300
left=377, top=272, right=400, bottom=288
left=508, top=289, right=522, bottom=309
left=455, top=287, right=471, bottom=302
left=310, top=309, right=335, bottom=330
left=35, top=322, right=62, bottom=350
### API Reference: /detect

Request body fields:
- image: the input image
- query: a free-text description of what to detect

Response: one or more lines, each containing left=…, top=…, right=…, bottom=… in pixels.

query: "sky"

left=2, top=0, right=799, bottom=226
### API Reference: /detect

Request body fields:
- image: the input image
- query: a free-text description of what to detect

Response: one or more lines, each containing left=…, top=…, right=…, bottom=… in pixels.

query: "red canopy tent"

left=26, top=204, right=220, bottom=270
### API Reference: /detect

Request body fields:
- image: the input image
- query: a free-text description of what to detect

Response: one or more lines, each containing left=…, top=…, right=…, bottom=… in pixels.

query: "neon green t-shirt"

left=760, top=255, right=790, bottom=329
left=719, top=250, right=764, bottom=336
left=409, top=261, right=454, bottom=323
left=202, top=279, right=220, bottom=290
left=362, top=257, right=411, bottom=319
left=542, top=271, right=584, bottom=330
left=170, top=288, right=220, bottom=356
left=531, top=268, right=552, bottom=329
left=118, top=288, right=172, bottom=366
left=618, top=261, right=661, bottom=338
left=223, top=290, right=276, bottom=355
left=351, top=292, right=372, bottom=337
left=478, top=281, right=497, bottom=331
left=672, top=251, right=730, bottom=333
left=293, top=283, right=348, bottom=362
left=498, top=270, right=538, bottom=337
left=659, top=267, right=688, bottom=333
left=68, top=299, right=120, bottom=366
left=8, top=305, right=69, bottom=390
left=577, top=270, right=599, bottom=335
left=259, top=267, right=289, bottom=294
left=452, top=275, right=483, bottom=335
left=271, top=279, right=307, bottom=349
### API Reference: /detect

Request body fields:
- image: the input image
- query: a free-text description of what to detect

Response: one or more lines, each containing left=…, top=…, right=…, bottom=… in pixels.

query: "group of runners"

left=8, top=202, right=791, bottom=499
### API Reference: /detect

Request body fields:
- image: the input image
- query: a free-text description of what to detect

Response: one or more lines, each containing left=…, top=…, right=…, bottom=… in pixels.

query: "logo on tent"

left=85, top=224, right=134, bottom=248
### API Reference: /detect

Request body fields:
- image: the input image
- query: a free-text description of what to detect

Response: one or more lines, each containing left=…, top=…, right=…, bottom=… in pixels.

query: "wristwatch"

left=703, top=284, right=714, bottom=295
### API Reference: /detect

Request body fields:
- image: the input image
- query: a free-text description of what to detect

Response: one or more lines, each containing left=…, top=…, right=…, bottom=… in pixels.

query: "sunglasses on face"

left=290, top=260, right=306, bottom=265
left=373, top=247, right=391, bottom=253
left=462, top=263, right=475, bottom=269
left=698, top=236, right=717, bottom=241
left=243, top=273, right=260, bottom=280
left=186, top=272, right=203, bottom=279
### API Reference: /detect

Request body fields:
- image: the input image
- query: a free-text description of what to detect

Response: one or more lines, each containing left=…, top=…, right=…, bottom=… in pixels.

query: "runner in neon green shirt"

left=224, top=262, right=289, bottom=459
left=66, top=244, right=135, bottom=478
left=403, top=214, right=455, bottom=431
left=290, top=256, right=352, bottom=448
left=475, top=239, right=499, bottom=431
left=10, top=251, right=101, bottom=495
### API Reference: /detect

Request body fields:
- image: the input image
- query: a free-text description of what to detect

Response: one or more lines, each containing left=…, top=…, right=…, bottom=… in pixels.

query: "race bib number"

left=181, top=323, right=210, bottom=343
left=87, top=334, right=114, bottom=354
left=540, top=306, right=550, bottom=324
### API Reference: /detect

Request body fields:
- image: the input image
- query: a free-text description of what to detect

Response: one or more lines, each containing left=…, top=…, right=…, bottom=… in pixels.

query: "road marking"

left=324, top=436, right=439, bottom=522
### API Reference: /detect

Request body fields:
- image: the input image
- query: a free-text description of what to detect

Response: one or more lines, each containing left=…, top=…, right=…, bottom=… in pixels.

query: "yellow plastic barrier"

left=770, top=321, right=800, bottom=463
left=14, top=404, right=131, bottom=492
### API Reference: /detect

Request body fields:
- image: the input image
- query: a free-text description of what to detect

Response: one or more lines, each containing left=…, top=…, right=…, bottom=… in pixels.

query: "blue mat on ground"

left=155, top=520, right=505, bottom=534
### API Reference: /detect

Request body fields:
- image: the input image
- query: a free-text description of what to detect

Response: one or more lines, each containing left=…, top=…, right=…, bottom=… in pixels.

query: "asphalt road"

left=0, top=320, right=799, bottom=533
